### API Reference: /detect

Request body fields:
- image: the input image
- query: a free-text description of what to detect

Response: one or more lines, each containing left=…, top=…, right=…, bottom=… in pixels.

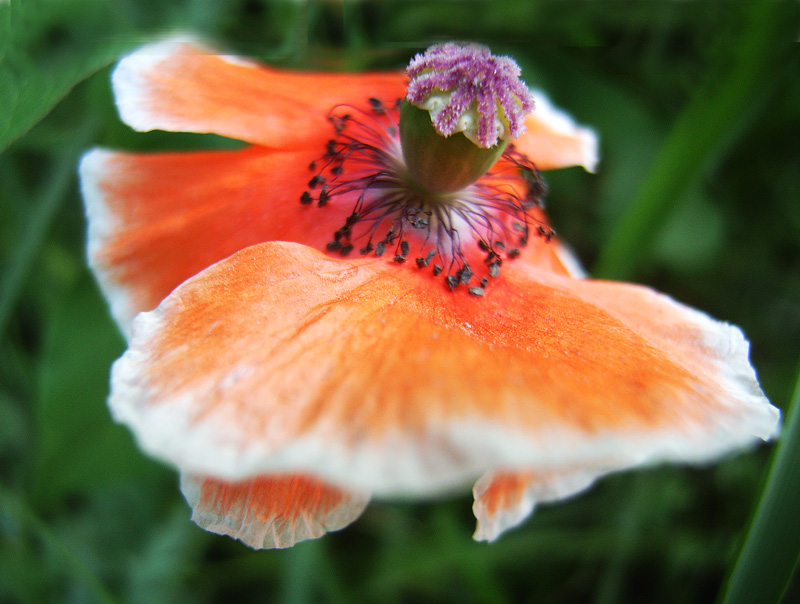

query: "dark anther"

left=416, top=250, right=436, bottom=268
left=480, top=277, right=488, bottom=288
left=345, top=212, right=360, bottom=227
left=495, top=240, right=506, bottom=250
left=327, top=241, right=342, bottom=251
left=394, top=254, right=407, bottom=263
left=309, top=160, right=316, bottom=171
left=360, top=243, right=373, bottom=255
left=538, top=225, right=555, bottom=241
left=329, top=115, right=349, bottom=133
left=400, top=240, right=410, bottom=256
left=340, top=244, right=353, bottom=256
left=508, top=248, right=521, bottom=258
left=446, top=275, right=459, bottom=290
left=309, top=175, right=325, bottom=189
left=317, top=185, right=329, bottom=206
left=432, top=264, right=442, bottom=276
left=489, top=262, right=501, bottom=278
left=457, top=264, right=473, bottom=285
left=478, top=239, right=490, bottom=251
left=369, top=98, right=385, bottom=114
left=326, top=140, right=337, bottom=155
left=469, top=286, right=485, bottom=297
left=375, top=241, right=386, bottom=257
left=331, top=165, right=343, bottom=175
left=300, top=191, right=312, bottom=205
left=411, top=216, right=428, bottom=229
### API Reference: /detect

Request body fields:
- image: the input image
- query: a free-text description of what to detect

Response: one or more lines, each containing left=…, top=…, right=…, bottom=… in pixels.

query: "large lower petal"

left=80, top=146, right=355, bottom=333
left=181, top=473, right=369, bottom=549
left=113, top=37, right=406, bottom=149
left=110, top=242, right=778, bottom=496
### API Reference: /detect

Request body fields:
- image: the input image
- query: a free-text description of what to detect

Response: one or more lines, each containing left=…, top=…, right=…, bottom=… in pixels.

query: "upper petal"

left=513, top=90, right=598, bottom=172
left=109, top=242, right=778, bottom=496
left=112, top=37, right=407, bottom=149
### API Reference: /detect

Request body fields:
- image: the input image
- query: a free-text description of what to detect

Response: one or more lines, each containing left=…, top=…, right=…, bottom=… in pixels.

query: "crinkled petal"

left=181, top=473, right=369, bottom=549
left=472, top=469, right=598, bottom=542
left=109, top=242, right=778, bottom=496
left=80, top=146, right=352, bottom=334
left=514, top=90, right=599, bottom=172
left=112, top=37, right=406, bottom=149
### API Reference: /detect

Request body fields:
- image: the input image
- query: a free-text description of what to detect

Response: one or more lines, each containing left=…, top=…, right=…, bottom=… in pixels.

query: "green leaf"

left=0, top=0, right=141, bottom=152
left=719, top=359, right=800, bottom=604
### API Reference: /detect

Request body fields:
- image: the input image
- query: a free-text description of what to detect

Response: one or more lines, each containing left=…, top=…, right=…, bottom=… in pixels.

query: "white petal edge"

left=80, top=148, right=139, bottom=336
left=180, top=474, right=370, bottom=549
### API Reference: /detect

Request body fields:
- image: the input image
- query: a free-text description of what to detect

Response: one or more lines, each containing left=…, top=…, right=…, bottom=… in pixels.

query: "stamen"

left=298, top=98, right=553, bottom=293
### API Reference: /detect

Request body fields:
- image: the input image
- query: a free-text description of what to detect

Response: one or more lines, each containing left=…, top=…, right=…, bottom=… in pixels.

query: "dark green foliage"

left=1, top=1, right=798, bottom=603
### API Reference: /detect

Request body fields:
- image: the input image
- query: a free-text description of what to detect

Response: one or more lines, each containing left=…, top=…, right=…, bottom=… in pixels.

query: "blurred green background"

left=1, top=1, right=799, bottom=603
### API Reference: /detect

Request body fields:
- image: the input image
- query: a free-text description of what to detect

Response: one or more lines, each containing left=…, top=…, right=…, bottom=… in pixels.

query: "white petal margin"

left=518, top=89, right=599, bottom=173
left=180, top=473, right=370, bottom=550
left=473, top=469, right=598, bottom=542
left=80, top=148, right=141, bottom=334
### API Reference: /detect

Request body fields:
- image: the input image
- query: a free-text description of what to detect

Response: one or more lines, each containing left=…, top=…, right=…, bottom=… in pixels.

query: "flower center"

left=298, top=43, right=552, bottom=294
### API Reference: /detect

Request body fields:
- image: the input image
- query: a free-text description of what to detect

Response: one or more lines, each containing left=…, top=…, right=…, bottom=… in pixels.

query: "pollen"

left=406, top=43, right=536, bottom=148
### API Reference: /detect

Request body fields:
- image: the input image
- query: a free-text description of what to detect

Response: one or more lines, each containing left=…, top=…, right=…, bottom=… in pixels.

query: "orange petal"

left=113, top=37, right=406, bottom=149
left=80, top=146, right=354, bottom=333
left=109, top=242, right=778, bottom=495
left=181, top=473, right=369, bottom=549
left=514, top=90, right=598, bottom=172
left=80, top=145, right=581, bottom=334
left=472, top=469, right=597, bottom=542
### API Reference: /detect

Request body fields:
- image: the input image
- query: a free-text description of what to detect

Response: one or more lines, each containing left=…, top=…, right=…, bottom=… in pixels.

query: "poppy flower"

left=80, top=38, right=780, bottom=549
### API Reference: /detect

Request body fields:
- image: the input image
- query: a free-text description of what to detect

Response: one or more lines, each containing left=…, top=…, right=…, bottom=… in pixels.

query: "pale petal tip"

left=531, top=89, right=599, bottom=173
left=111, top=34, right=213, bottom=133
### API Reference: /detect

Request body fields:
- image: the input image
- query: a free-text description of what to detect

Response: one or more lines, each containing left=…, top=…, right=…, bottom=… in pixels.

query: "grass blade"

left=719, top=359, right=800, bottom=604
left=593, top=1, right=796, bottom=280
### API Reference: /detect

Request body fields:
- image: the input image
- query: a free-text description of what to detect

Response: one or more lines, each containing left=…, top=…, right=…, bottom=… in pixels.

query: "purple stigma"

left=406, top=43, right=535, bottom=148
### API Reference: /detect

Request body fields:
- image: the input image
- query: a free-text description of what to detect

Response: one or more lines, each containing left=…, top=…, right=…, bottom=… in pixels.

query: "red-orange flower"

left=81, top=38, right=779, bottom=549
